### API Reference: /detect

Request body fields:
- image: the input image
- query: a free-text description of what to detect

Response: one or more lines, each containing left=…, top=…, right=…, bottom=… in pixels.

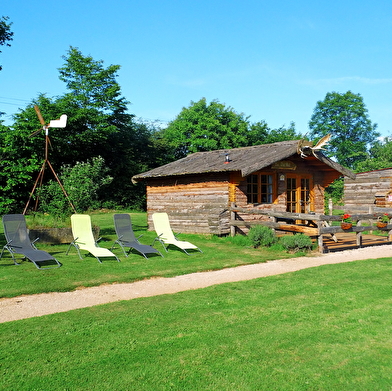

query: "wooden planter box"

left=28, top=226, right=100, bottom=244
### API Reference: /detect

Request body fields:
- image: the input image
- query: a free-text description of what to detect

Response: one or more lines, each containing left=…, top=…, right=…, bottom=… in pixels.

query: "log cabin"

left=344, top=168, right=392, bottom=213
left=132, top=139, right=355, bottom=235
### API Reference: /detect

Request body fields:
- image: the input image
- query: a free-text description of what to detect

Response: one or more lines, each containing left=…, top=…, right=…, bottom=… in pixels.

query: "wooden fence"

left=229, top=206, right=392, bottom=253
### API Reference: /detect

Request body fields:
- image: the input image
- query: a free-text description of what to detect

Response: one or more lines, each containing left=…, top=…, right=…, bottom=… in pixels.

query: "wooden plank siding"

left=146, top=173, right=231, bottom=235
left=344, top=169, right=392, bottom=213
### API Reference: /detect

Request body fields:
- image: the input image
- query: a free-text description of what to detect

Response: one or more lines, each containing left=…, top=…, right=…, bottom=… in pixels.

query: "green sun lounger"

left=67, top=214, right=120, bottom=263
left=152, top=212, right=202, bottom=255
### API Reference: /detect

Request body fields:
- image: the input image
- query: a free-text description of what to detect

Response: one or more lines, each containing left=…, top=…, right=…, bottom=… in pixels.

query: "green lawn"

left=2, top=211, right=392, bottom=390
left=2, top=258, right=392, bottom=390
left=0, top=210, right=305, bottom=298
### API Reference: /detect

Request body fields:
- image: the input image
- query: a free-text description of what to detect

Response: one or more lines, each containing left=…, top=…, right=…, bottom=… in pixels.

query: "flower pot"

left=377, top=222, right=388, bottom=229
left=341, top=222, right=352, bottom=230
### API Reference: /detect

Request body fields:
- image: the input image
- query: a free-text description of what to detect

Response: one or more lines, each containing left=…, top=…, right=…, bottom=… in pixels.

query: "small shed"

left=132, top=140, right=355, bottom=235
left=344, top=168, right=392, bottom=213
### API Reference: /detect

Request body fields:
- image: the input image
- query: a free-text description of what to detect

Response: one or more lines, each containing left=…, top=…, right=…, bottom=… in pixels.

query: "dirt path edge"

left=1, top=245, right=391, bottom=323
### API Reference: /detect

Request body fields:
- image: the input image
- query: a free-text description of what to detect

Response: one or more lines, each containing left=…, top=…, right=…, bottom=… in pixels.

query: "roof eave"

left=312, top=152, right=356, bottom=179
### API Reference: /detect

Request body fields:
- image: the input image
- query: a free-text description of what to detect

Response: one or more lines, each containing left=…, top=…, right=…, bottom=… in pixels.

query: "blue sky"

left=1, top=0, right=392, bottom=136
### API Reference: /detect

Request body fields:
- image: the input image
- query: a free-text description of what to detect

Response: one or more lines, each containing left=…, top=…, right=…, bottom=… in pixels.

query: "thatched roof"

left=132, top=140, right=356, bottom=181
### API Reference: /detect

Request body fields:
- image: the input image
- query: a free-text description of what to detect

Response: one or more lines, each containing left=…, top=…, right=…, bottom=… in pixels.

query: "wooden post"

left=356, top=220, right=362, bottom=247
left=329, top=198, right=333, bottom=216
left=230, top=202, right=236, bottom=237
left=318, top=234, right=324, bottom=253
left=271, top=215, right=277, bottom=234
left=317, top=219, right=324, bottom=253
left=369, top=205, right=374, bottom=233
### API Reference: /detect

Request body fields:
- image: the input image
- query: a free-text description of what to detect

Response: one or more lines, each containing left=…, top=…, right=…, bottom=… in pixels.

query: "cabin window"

left=246, top=174, right=274, bottom=204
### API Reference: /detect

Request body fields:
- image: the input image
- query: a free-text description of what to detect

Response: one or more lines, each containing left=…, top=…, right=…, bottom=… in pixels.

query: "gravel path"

left=1, top=245, right=391, bottom=323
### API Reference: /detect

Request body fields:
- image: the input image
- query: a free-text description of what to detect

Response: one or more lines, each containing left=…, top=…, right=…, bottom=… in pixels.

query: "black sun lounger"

left=112, top=213, right=163, bottom=259
left=1, top=214, right=61, bottom=269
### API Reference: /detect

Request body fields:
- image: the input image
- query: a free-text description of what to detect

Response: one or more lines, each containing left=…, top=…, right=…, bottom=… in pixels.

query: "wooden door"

left=286, top=175, right=312, bottom=213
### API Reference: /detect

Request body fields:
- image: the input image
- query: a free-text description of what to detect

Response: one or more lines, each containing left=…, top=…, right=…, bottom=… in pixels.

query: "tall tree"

left=56, top=46, right=132, bottom=163
left=309, top=91, right=379, bottom=169
left=0, top=16, right=13, bottom=71
left=162, top=98, right=251, bottom=158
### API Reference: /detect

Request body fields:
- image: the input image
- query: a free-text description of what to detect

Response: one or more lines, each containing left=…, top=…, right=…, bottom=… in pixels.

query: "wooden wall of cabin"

left=143, top=155, right=337, bottom=236
left=145, top=173, right=231, bottom=235
left=344, top=169, right=392, bottom=213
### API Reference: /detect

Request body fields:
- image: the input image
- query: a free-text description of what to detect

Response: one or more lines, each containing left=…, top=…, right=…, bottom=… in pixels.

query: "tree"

left=250, top=121, right=302, bottom=144
left=37, top=156, right=113, bottom=216
left=56, top=46, right=133, bottom=163
left=0, top=116, right=42, bottom=214
left=0, top=16, right=13, bottom=71
left=163, top=98, right=304, bottom=159
left=355, top=136, right=392, bottom=172
left=162, top=98, right=251, bottom=158
left=309, top=91, right=379, bottom=169
left=2, top=47, right=168, bottom=212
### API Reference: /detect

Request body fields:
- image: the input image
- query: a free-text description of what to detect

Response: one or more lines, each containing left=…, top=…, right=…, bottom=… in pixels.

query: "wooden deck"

left=319, top=232, right=391, bottom=253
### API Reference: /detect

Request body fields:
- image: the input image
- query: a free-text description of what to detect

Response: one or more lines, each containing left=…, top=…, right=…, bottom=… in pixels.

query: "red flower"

left=341, top=214, right=352, bottom=223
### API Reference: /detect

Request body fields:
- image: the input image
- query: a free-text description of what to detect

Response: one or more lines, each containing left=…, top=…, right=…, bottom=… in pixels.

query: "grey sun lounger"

left=0, top=214, right=61, bottom=269
left=112, top=213, right=163, bottom=259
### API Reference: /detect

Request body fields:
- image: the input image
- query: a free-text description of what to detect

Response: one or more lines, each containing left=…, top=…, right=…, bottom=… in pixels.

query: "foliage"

left=37, top=156, right=112, bottom=216
left=355, top=135, right=392, bottom=172
left=0, top=114, right=42, bottom=214
left=379, top=213, right=389, bottom=223
left=341, top=213, right=352, bottom=223
left=309, top=91, right=379, bottom=169
left=3, top=259, right=392, bottom=390
left=248, top=225, right=277, bottom=248
left=250, top=121, right=302, bottom=144
left=55, top=46, right=132, bottom=164
left=1, top=48, right=171, bottom=212
left=0, top=15, right=13, bottom=71
left=163, top=98, right=251, bottom=158
left=280, top=233, right=313, bottom=252
left=324, top=176, right=344, bottom=206
left=163, top=98, right=304, bottom=159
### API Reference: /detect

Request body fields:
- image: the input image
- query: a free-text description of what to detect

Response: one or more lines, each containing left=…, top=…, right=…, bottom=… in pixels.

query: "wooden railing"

left=229, top=206, right=392, bottom=253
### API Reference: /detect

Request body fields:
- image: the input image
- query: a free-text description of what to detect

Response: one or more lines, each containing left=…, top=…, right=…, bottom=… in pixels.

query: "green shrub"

left=280, top=234, right=312, bottom=253
left=248, top=225, right=276, bottom=248
left=37, top=156, right=112, bottom=217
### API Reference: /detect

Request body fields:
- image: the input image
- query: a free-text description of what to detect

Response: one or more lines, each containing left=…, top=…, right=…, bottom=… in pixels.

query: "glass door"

left=286, top=177, right=297, bottom=213
left=286, top=175, right=312, bottom=213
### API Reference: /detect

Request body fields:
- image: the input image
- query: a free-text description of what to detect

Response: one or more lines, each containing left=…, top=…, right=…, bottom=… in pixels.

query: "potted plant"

left=377, top=213, right=389, bottom=229
left=341, top=213, right=353, bottom=230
